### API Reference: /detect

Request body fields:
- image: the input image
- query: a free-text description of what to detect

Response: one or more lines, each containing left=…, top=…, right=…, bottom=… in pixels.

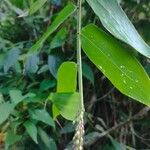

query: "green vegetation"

left=0, top=0, right=150, bottom=149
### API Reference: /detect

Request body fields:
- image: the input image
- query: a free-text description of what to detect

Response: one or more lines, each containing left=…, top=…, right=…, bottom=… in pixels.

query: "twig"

left=84, top=106, right=150, bottom=147
left=96, top=87, right=115, bottom=102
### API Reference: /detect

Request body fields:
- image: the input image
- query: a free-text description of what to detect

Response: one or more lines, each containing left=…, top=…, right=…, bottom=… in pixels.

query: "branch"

left=84, top=106, right=150, bottom=147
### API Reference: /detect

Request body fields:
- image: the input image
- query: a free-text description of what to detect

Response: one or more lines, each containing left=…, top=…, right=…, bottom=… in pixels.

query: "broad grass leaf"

left=86, top=0, right=150, bottom=58
left=81, top=24, right=150, bottom=106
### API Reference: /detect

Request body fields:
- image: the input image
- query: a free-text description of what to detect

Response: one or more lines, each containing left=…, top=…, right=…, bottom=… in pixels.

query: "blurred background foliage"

left=0, top=0, right=150, bottom=149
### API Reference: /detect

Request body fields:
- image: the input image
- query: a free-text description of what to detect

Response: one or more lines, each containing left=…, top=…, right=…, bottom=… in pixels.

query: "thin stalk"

left=73, top=0, right=85, bottom=150
left=77, top=0, right=84, bottom=111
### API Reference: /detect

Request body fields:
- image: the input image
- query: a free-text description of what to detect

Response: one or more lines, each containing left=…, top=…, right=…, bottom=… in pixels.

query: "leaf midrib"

left=81, top=32, right=146, bottom=97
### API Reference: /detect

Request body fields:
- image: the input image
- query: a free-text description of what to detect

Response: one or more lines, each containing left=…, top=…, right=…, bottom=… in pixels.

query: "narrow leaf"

left=27, top=3, right=77, bottom=56
left=81, top=24, right=150, bottom=106
left=86, top=0, right=150, bottom=58
left=4, top=0, right=24, bottom=16
left=29, top=0, right=47, bottom=15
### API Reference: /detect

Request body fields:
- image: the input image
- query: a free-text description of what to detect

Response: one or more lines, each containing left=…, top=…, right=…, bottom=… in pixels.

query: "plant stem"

left=77, top=0, right=84, bottom=114
left=73, top=0, right=85, bottom=149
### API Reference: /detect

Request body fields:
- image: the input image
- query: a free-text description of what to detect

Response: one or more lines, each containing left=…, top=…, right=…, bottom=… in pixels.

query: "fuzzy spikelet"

left=73, top=111, right=84, bottom=150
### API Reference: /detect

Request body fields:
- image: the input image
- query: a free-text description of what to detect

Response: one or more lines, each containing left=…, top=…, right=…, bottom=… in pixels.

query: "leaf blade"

left=50, top=92, right=80, bottom=121
left=27, top=3, right=77, bottom=56
left=0, top=103, right=14, bottom=125
left=29, top=109, right=55, bottom=128
left=24, top=120, right=38, bottom=144
left=86, top=0, right=150, bottom=58
left=57, top=62, right=77, bottom=93
left=81, top=24, right=150, bottom=106
left=29, top=0, right=47, bottom=15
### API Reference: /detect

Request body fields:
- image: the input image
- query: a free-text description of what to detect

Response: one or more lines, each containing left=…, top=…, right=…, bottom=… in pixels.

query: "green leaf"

left=5, top=129, right=22, bottom=150
left=27, top=3, right=77, bottom=56
left=57, top=62, right=77, bottom=93
left=50, top=92, right=80, bottom=121
left=29, top=109, right=55, bottom=128
left=51, top=62, right=78, bottom=119
left=145, top=63, right=150, bottom=76
left=52, top=104, right=60, bottom=120
left=86, top=0, right=150, bottom=58
left=0, top=93, right=4, bottom=103
left=110, top=138, right=126, bottom=150
left=38, top=128, right=57, bottom=150
left=82, top=62, right=94, bottom=85
left=10, top=0, right=23, bottom=9
left=29, top=0, right=47, bottom=15
left=40, top=79, right=56, bottom=91
left=60, top=122, right=75, bottom=134
left=48, top=53, right=64, bottom=78
left=9, top=90, right=24, bottom=104
left=9, top=90, right=36, bottom=105
left=102, top=144, right=115, bottom=150
left=25, top=54, right=39, bottom=74
left=4, top=48, right=20, bottom=73
left=81, top=24, right=150, bottom=106
left=13, top=61, right=22, bottom=73
left=110, top=137, right=135, bottom=150
left=50, top=28, right=67, bottom=49
left=0, top=103, right=14, bottom=125
left=0, top=54, right=5, bottom=69
left=4, top=0, right=24, bottom=16
left=24, top=120, right=38, bottom=144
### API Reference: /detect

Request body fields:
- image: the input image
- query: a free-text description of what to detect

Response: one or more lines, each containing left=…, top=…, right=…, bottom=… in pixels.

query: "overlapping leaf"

left=50, top=62, right=80, bottom=120
left=50, top=92, right=80, bottom=121
left=86, top=0, right=150, bottom=58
